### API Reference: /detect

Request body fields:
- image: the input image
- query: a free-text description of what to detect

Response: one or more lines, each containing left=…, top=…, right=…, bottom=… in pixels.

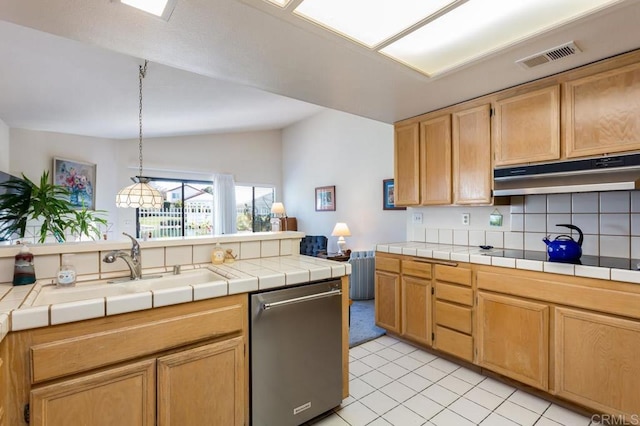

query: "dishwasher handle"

left=261, top=289, right=342, bottom=311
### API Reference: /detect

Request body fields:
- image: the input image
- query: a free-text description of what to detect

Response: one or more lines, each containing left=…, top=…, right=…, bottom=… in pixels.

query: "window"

left=137, top=178, right=213, bottom=238
left=236, top=185, right=275, bottom=232
left=136, top=179, right=275, bottom=237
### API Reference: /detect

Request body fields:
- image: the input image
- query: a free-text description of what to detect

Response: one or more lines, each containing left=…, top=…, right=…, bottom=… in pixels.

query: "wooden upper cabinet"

left=494, top=85, right=560, bottom=166
left=452, top=104, right=492, bottom=205
left=565, top=61, right=640, bottom=158
left=420, top=115, right=452, bottom=205
left=394, top=123, right=420, bottom=206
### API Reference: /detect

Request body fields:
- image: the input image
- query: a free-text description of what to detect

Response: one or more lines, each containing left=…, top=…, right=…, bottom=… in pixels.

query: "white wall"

left=115, top=130, right=283, bottom=236
left=9, top=128, right=120, bottom=237
left=0, top=118, right=9, bottom=173
left=282, top=109, right=405, bottom=253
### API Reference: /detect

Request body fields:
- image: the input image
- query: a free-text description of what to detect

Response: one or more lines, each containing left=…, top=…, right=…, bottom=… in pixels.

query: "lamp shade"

left=116, top=181, right=163, bottom=209
left=331, top=222, right=351, bottom=237
left=271, top=202, right=286, bottom=215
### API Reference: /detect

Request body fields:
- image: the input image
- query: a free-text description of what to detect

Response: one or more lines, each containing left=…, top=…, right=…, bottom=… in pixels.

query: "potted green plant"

left=0, top=171, right=107, bottom=243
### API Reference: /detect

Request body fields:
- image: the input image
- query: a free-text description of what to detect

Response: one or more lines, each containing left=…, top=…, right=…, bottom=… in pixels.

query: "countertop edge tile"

left=515, top=259, right=544, bottom=272
left=11, top=305, right=50, bottom=331
left=50, top=299, right=105, bottom=325
left=611, top=269, right=640, bottom=284
left=574, top=265, right=611, bottom=280
left=106, top=292, right=153, bottom=316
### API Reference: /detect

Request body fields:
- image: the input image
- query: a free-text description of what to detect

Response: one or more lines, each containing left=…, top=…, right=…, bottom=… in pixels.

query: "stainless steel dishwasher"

left=250, top=279, right=343, bottom=426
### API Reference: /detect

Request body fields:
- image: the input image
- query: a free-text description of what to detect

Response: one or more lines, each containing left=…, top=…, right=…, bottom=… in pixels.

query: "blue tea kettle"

left=543, top=224, right=584, bottom=261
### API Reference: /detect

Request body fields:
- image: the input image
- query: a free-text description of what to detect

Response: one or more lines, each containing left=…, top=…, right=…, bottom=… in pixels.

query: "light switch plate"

left=412, top=213, right=423, bottom=224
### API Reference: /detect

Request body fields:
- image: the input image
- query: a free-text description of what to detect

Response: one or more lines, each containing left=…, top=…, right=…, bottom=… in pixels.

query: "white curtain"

left=212, top=173, right=237, bottom=235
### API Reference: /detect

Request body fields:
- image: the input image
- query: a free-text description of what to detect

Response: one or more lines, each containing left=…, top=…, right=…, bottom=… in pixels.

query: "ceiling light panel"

left=381, top=0, right=621, bottom=76
left=294, top=0, right=458, bottom=48
left=118, top=0, right=177, bottom=20
left=266, top=0, right=292, bottom=7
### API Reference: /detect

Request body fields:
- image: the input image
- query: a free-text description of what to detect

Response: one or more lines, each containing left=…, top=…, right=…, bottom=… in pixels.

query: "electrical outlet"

left=412, top=213, right=423, bottom=224
left=462, top=213, right=470, bottom=226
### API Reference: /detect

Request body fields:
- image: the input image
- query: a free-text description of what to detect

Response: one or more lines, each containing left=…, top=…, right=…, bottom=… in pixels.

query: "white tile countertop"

left=0, top=255, right=351, bottom=343
left=376, top=241, right=640, bottom=285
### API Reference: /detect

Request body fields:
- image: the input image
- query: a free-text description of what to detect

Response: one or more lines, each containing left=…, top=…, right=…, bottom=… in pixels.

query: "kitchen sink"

left=31, top=269, right=228, bottom=306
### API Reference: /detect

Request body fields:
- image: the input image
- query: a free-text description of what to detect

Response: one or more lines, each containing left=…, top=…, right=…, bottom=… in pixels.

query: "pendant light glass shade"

left=116, top=179, right=163, bottom=208
left=116, top=60, right=163, bottom=209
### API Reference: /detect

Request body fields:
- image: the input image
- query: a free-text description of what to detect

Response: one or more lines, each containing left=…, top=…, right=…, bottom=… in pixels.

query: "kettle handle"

left=556, top=224, right=583, bottom=247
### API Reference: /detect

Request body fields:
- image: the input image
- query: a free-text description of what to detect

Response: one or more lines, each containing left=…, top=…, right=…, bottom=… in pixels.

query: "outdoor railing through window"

left=139, top=205, right=213, bottom=238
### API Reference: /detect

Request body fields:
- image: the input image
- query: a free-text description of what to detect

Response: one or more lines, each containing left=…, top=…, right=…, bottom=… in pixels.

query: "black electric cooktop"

left=479, top=248, right=640, bottom=271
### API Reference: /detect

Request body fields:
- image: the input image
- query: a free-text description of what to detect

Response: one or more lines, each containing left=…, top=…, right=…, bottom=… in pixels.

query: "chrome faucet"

left=103, top=232, right=142, bottom=280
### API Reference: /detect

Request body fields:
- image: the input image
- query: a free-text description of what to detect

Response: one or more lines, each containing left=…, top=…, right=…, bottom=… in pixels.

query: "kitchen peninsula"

left=0, top=232, right=351, bottom=425
left=375, top=241, right=640, bottom=420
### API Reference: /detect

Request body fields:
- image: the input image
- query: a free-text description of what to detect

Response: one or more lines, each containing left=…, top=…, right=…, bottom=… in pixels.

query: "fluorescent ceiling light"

left=118, top=0, right=177, bottom=20
left=381, top=0, right=620, bottom=76
left=266, top=0, right=291, bottom=7
left=294, top=0, right=457, bottom=48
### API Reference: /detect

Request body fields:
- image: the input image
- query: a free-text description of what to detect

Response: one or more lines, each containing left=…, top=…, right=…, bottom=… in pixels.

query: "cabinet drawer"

left=435, top=282, right=473, bottom=306
left=434, top=326, right=473, bottom=362
left=435, top=301, right=472, bottom=334
left=376, top=256, right=401, bottom=274
left=402, top=260, right=432, bottom=279
left=435, top=265, right=471, bottom=286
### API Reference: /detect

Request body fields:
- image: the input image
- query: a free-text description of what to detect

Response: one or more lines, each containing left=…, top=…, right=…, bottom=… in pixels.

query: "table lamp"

left=331, top=222, right=351, bottom=255
left=270, top=202, right=286, bottom=232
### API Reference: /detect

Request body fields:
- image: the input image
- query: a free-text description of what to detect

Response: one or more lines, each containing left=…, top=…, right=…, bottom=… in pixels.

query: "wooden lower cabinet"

left=29, top=336, right=246, bottom=426
left=476, top=291, right=549, bottom=390
left=30, top=359, right=156, bottom=426
left=401, top=276, right=431, bottom=346
left=158, top=337, right=245, bottom=426
left=375, top=270, right=401, bottom=333
left=554, top=307, right=640, bottom=416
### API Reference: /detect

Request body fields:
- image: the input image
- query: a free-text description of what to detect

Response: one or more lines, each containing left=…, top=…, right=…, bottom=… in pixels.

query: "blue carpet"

left=349, top=299, right=386, bottom=347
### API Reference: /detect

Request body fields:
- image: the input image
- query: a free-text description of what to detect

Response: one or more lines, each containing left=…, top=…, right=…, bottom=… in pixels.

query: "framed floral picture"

left=383, top=179, right=406, bottom=210
left=315, top=185, right=336, bottom=211
left=53, top=157, right=96, bottom=210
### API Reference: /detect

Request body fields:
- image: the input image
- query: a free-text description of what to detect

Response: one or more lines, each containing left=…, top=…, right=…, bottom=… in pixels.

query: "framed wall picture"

left=383, top=179, right=406, bottom=210
left=53, top=157, right=97, bottom=210
left=315, top=185, right=336, bottom=211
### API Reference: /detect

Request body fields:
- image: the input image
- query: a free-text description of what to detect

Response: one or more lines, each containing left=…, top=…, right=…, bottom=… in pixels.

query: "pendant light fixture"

left=116, top=60, right=163, bottom=209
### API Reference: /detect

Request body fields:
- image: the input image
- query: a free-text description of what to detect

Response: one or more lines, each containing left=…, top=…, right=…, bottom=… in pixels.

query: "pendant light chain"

left=138, top=60, right=148, bottom=179
left=115, top=60, right=163, bottom=209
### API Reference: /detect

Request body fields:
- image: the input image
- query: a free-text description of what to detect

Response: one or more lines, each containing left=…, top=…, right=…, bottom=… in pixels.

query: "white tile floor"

left=308, top=335, right=596, bottom=426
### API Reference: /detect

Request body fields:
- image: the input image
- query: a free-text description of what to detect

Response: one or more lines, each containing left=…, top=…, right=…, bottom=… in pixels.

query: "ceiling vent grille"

left=516, top=41, right=581, bottom=69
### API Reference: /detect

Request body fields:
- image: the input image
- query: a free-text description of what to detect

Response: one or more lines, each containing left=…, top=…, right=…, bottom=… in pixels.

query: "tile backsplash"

left=408, top=191, right=640, bottom=258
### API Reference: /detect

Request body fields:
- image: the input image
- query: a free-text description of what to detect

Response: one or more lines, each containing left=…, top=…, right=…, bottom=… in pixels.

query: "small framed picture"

left=383, top=179, right=406, bottom=210
left=315, top=186, right=336, bottom=211
left=53, top=157, right=97, bottom=210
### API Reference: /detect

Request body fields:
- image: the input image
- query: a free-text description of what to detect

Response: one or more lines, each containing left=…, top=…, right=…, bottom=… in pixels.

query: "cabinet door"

left=565, top=62, right=640, bottom=158
left=157, top=336, right=245, bottom=426
left=30, top=359, right=156, bottom=426
left=394, top=123, right=420, bottom=205
left=401, top=276, right=431, bottom=345
left=494, top=85, right=560, bottom=166
left=452, top=104, right=492, bottom=204
left=555, top=307, right=640, bottom=416
left=420, top=115, right=452, bottom=205
left=375, top=270, right=401, bottom=333
left=477, top=292, right=549, bottom=390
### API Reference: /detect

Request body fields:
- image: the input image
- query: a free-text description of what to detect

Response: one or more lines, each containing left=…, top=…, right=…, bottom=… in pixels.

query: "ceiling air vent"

left=516, top=41, right=581, bottom=69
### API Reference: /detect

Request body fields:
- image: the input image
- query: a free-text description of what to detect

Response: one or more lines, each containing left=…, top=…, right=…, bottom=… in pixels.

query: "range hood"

left=494, top=153, right=640, bottom=196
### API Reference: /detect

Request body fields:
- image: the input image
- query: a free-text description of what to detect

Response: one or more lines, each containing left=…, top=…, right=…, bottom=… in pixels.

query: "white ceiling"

left=1, top=0, right=640, bottom=139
